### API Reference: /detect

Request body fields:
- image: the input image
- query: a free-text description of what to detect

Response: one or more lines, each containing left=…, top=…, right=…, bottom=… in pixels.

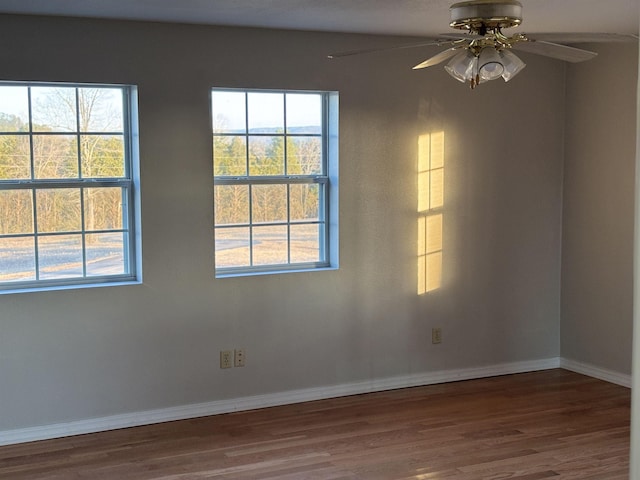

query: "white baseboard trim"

left=0, top=356, right=562, bottom=447
left=560, top=358, right=632, bottom=388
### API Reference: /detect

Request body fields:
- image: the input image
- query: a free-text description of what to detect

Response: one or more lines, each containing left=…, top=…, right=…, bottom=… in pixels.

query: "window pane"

left=287, top=137, right=322, bottom=175
left=31, top=87, right=77, bottom=132
left=33, top=134, right=78, bottom=179
left=215, top=227, right=250, bottom=268
left=0, top=86, right=29, bottom=132
left=86, top=232, right=125, bottom=276
left=37, top=234, right=83, bottom=279
left=0, top=236, right=35, bottom=282
left=212, top=91, right=246, bottom=134
left=84, top=187, right=123, bottom=231
left=252, top=225, right=287, bottom=266
left=248, top=92, right=284, bottom=134
left=213, top=135, right=246, bottom=176
left=249, top=136, right=284, bottom=175
left=0, top=190, right=33, bottom=234
left=290, top=223, right=320, bottom=263
left=252, top=184, right=287, bottom=224
left=0, top=135, right=31, bottom=179
left=0, top=82, right=137, bottom=291
left=290, top=184, right=319, bottom=222
left=80, top=135, right=125, bottom=178
left=211, top=88, right=333, bottom=275
left=36, top=188, right=81, bottom=233
left=214, top=185, right=249, bottom=225
left=286, top=93, right=322, bottom=134
left=78, top=88, right=124, bottom=132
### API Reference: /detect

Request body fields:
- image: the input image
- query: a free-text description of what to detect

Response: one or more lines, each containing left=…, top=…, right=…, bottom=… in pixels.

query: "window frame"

left=211, top=88, right=338, bottom=277
left=0, top=81, right=140, bottom=293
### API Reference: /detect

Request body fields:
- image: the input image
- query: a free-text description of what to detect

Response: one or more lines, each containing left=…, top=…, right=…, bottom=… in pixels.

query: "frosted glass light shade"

left=478, top=47, right=504, bottom=81
left=443, top=47, right=527, bottom=87
left=500, top=49, right=526, bottom=82
left=444, top=50, right=477, bottom=83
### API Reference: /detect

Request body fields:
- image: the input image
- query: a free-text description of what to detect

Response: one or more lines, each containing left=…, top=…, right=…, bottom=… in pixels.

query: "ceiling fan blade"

left=512, top=40, right=597, bottom=63
left=412, top=47, right=465, bottom=70
left=327, top=39, right=454, bottom=59
left=522, top=33, right=639, bottom=44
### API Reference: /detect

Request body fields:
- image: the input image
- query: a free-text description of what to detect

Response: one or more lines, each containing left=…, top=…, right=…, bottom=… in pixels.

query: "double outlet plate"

left=432, top=328, right=442, bottom=344
left=220, top=349, right=245, bottom=369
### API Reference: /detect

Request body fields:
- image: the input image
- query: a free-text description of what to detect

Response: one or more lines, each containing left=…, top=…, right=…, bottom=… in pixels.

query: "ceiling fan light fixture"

left=442, top=46, right=525, bottom=88
left=328, top=0, right=601, bottom=90
left=444, top=50, right=477, bottom=83
left=500, top=49, right=526, bottom=82
left=478, top=46, right=504, bottom=81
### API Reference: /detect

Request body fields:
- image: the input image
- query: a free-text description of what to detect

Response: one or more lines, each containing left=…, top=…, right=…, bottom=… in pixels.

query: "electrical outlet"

left=220, top=350, right=233, bottom=369
left=235, top=349, right=245, bottom=367
left=432, top=327, right=442, bottom=344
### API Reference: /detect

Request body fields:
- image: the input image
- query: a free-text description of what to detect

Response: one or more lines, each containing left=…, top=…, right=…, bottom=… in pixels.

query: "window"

left=211, top=89, right=338, bottom=276
left=0, top=82, right=140, bottom=292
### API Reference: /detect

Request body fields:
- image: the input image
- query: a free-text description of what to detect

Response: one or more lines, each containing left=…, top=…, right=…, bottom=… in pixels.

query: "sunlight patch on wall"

left=417, top=131, right=444, bottom=295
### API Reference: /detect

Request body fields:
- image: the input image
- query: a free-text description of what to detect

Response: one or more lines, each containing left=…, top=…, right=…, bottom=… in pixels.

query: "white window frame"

left=211, top=88, right=338, bottom=277
left=0, top=81, right=141, bottom=293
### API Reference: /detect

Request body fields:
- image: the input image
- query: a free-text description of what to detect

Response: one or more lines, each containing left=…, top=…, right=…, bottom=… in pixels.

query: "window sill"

left=0, top=279, right=142, bottom=295
left=215, top=265, right=338, bottom=279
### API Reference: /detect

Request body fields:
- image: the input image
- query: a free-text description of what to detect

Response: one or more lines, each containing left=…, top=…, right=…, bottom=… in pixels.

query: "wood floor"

left=0, top=369, right=631, bottom=479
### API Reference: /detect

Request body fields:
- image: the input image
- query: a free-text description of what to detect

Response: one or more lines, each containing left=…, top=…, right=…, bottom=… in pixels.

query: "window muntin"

left=211, top=89, right=334, bottom=275
left=0, top=82, right=138, bottom=291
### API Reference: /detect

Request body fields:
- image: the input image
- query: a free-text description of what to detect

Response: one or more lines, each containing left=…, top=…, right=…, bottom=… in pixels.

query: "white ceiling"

left=0, top=0, right=637, bottom=38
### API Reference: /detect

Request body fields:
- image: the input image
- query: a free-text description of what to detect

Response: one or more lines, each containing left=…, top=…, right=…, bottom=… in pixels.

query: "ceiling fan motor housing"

left=450, top=0, right=523, bottom=31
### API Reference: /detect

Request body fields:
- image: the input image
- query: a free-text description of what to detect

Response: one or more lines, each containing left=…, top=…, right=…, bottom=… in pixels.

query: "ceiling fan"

left=328, top=0, right=638, bottom=89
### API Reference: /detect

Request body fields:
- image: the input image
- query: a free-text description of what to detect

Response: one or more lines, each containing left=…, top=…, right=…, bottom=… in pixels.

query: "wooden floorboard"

left=0, top=369, right=630, bottom=479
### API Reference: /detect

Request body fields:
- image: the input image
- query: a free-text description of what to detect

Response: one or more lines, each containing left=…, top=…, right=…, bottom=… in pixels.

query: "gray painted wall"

left=631, top=20, right=640, bottom=476
left=562, top=42, right=639, bottom=375
left=0, top=15, right=565, bottom=431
